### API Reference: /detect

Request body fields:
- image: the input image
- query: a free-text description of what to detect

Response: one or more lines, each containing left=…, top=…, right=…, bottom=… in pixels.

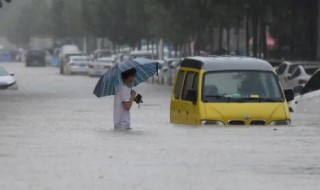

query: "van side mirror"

left=293, top=86, right=304, bottom=95
left=186, top=89, right=197, bottom=105
left=9, top=72, right=15, bottom=76
left=284, top=89, right=294, bottom=102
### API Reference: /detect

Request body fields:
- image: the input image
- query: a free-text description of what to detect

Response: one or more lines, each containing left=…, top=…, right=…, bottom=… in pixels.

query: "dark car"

left=26, top=50, right=46, bottom=67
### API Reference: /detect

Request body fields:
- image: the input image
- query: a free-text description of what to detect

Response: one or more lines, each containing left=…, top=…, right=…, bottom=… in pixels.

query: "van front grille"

left=228, top=120, right=245, bottom=125
left=250, top=120, right=266, bottom=126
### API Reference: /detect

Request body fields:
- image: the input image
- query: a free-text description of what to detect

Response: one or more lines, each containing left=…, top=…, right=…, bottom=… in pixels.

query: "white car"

left=157, top=58, right=182, bottom=85
left=64, top=56, right=91, bottom=75
left=59, top=45, right=81, bottom=74
left=88, top=57, right=115, bottom=77
left=0, top=66, right=18, bottom=90
left=290, top=69, right=320, bottom=113
left=277, top=61, right=319, bottom=89
left=285, top=64, right=320, bottom=89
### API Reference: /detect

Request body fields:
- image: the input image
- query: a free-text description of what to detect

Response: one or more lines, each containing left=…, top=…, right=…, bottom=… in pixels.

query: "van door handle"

left=178, top=110, right=181, bottom=114
left=186, top=111, right=189, bottom=115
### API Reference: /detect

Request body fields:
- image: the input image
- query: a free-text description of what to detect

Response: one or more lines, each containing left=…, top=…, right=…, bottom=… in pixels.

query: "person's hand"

left=130, top=89, right=137, bottom=100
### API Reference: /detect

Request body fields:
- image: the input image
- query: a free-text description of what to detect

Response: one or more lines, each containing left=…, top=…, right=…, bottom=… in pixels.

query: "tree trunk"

left=226, top=27, right=231, bottom=53
left=146, top=39, right=150, bottom=51
left=218, top=24, right=223, bottom=51
left=245, top=12, right=250, bottom=56
left=316, top=0, right=320, bottom=60
left=290, top=1, right=295, bottom=59
left=236, top=26, right=240, bottom=55
left=252, top=13, right=259, bottom=57
left=261, top=21, right=267, bottom=59
left=174, top=44, right=178, bottom=58
left=209, top=26, right=214, bottom=54
left=260, top=3, right=267, bottom=59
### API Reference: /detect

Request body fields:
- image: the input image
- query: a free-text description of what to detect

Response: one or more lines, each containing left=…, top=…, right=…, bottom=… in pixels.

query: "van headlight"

left=201, top=120, right=225, bottom=126
left=270, top=120, right=291, bottom=126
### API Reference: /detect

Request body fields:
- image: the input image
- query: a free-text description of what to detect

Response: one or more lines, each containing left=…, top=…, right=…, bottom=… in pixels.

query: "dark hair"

left=121, top=68, right=137, bottom=80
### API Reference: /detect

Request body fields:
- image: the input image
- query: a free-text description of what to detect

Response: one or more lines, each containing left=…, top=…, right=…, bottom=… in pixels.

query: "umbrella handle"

left=156, top=63, right=159, bottom=76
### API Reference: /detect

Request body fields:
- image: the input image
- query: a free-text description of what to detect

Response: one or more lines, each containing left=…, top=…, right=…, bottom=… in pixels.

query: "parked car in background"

left=64, top=56, right=91, bottom=75
left=25, top=50, right=46, bottom=67
left=92, top=49, right=113, bottom=60
left=130, top=50, right=155, bottom=59
left=0, top=66, right=18, bottom=90
left=167, top=58, right=182, bottom=85
left=59, top=45, right=81, bottom=74
left=285, top=64, right=320, bottom=89
left=88, top=57, right=115, bottom=77
left=289, top=69, right=320, bottom=113
left=157, top=58, right=182, bottom=85
left=62, top=53, right=87, bottom=73
left=277, top=61, right=320, bottom=89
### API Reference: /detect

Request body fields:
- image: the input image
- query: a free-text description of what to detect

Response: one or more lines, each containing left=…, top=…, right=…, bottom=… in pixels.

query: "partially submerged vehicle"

left=170, top=56, right=294, bottom=126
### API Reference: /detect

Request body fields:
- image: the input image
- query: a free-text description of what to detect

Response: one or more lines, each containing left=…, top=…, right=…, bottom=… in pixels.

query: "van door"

left=170, top=70, right=185, bottom=124
left=181, top=71, right=200, bottom=125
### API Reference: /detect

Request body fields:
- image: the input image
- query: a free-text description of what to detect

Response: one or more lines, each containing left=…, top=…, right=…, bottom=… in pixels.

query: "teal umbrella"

left=93, top=58, right=159, bottom=98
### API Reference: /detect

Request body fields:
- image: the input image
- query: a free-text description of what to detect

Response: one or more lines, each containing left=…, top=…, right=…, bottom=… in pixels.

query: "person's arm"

left=123, top=90, right=136, bottom=111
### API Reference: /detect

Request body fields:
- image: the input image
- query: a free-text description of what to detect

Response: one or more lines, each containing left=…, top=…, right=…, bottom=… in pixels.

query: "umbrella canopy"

left=93, top=58, right=159, bottom=98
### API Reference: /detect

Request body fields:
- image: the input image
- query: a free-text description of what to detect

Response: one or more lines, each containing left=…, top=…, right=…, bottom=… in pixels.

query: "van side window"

left=192, top=73, right=199, bottom=90
left=182, top=72, right=198, bottom=100
left=174, top=71, right=185, bottom=99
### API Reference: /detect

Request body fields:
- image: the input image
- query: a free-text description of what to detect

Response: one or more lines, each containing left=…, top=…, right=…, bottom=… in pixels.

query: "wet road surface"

left=0, top=63, right=320, bottom=190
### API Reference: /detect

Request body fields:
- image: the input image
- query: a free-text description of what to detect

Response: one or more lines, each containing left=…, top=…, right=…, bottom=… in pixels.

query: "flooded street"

left=0, top=63, right=319, bottom=190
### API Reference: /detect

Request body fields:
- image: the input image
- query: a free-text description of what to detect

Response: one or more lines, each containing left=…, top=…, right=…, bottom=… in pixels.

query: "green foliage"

left=0, top=0, right=318, bottom=59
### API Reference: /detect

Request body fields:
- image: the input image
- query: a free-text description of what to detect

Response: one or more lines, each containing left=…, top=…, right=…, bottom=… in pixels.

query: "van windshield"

left=203, top=71, right=284, bottom=103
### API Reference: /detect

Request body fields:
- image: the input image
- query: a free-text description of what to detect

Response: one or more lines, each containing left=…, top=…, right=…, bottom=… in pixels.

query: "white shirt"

left=113, top=85, right=131, bottom=129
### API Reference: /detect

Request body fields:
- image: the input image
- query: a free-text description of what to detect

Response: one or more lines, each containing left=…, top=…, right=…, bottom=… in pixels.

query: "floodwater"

left=0, top=63, right=319, bottom=190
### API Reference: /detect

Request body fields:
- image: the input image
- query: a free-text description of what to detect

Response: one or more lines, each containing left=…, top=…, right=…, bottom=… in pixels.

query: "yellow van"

left=170, top=56, right=294, bottom=126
